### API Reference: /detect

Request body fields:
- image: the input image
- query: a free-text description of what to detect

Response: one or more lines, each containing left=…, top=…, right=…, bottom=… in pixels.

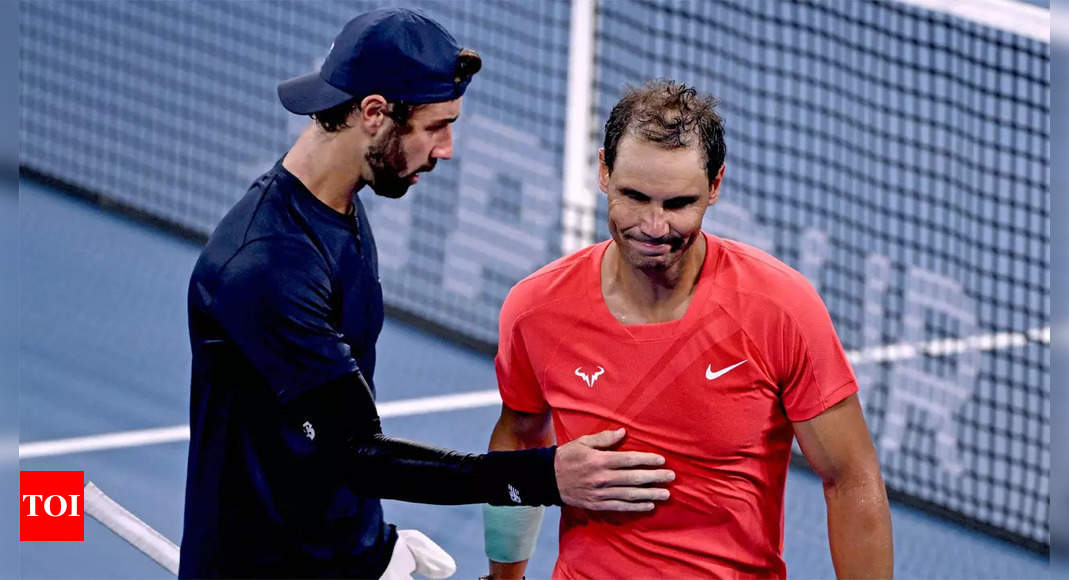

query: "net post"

left=562, top=0, right=598, bottom=255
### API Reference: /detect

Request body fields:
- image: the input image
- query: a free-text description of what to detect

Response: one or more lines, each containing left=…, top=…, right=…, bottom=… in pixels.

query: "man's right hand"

left=554, top=428, right=674, bottom=511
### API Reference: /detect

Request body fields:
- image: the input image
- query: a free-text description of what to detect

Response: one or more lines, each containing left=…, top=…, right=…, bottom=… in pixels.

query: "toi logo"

left=20, top=471, right=84, bottom=541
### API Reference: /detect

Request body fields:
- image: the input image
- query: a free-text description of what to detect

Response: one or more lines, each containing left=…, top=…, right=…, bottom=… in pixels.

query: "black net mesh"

left=20, top=0, right=1049, bottom=550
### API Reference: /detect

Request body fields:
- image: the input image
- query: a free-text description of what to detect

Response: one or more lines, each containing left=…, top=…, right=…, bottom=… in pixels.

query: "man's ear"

left=357, top=95, right=389, bottom=135
left=598, top=148, right=609, bottom=194
left=708, top=163, right=726, bottom=206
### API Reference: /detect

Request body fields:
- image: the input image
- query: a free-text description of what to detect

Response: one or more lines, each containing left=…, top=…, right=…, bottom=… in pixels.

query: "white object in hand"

left=379, top=528, right=456, bottom=579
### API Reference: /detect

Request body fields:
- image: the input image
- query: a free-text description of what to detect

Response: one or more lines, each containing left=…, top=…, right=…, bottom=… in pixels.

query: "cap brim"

left=277, top=72, right=354, bottom=115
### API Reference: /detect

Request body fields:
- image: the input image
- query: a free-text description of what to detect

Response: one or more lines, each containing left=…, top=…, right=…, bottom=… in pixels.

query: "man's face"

left=367, top=97, right=462, bottom=198
left=599, top=135, right=723, bottom=273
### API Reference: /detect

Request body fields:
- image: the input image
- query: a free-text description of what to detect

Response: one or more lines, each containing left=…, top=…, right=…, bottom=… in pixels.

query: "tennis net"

left=19, top=0, right=1049, bottom=551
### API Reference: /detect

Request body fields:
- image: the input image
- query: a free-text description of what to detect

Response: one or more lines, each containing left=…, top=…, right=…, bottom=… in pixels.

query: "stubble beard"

left=366, top=125, right=412, bottom=199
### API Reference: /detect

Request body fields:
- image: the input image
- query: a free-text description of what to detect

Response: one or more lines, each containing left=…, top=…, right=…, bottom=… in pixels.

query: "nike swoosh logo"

left=706, top=360, right=747, bottom=380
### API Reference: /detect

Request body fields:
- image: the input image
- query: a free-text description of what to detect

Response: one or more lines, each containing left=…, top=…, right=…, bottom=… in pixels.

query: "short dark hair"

left=311, top=100, right=416, bottom=133
left=602, top=80, right=726, bottom=185
left=311, top=49, right=482, bottom=133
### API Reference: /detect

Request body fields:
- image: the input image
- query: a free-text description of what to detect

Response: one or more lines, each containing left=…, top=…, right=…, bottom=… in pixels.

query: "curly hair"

left=602, top=80, right=726, bottom=185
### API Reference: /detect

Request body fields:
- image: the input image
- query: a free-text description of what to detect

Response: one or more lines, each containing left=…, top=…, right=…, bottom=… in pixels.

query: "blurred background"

left=18, top=0, right=1050, bottom=578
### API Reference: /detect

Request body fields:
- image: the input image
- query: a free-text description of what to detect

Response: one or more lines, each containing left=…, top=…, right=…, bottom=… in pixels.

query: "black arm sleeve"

left=287, top=371, right=562, bottom=507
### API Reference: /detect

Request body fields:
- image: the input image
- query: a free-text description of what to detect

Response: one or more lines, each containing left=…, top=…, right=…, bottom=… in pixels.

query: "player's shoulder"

left=205, top=169, right=331, bottom=266
left=708, top=233, right=821, bottom=314
left=501, top=241, right=607, bottom=321
left=196, top=231, right=327, bottom=298
left=190, top=236, right=318, bottom=317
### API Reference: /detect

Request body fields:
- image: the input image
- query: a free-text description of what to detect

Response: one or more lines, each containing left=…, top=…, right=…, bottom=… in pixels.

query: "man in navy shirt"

left=181, top=8, right=675, bottom=579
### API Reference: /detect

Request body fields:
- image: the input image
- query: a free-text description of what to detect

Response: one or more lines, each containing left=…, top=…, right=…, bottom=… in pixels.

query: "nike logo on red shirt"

left=706, top=360, right=747, bottom=380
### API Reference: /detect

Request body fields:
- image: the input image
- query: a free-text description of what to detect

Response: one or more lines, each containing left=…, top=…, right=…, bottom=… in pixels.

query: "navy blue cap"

left=278, top=8, right=477, bottom=114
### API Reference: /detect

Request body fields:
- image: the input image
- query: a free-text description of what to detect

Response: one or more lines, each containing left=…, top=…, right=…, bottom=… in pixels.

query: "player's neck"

left=602, top=235, right=706, bottom=324
left=282, top=122, right=369, bottom=214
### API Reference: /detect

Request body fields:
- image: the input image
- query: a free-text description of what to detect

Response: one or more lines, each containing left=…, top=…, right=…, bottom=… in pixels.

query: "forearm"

left=485, top=409, right=555, bottom=578
left=488, top=559, right=528, bottom=580
left=824, top=475, right=893, bottom=578
left=289, top=373, right=561, bottom=506
left=344, top=434, right=561, bottom=506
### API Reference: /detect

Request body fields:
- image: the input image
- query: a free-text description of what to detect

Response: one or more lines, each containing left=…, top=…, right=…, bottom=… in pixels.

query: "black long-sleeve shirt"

left=181, top=162, right=556, bottom=579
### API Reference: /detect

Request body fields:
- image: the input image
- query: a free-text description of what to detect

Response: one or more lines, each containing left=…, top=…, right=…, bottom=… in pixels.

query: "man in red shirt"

left=483, top=80, right=893, bottom=578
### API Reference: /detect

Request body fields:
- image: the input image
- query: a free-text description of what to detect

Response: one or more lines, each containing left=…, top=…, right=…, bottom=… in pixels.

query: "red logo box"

left=20, top=471, right=84, bottom=541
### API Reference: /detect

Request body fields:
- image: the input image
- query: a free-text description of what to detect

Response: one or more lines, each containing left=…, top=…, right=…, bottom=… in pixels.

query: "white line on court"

left=19, top=326, right=1049, bottom=459
left=19, top=389, right=502, bottom=459
left=845, top=326, right=1050, bottom=365
left=19, top=426, right=193, bottom=460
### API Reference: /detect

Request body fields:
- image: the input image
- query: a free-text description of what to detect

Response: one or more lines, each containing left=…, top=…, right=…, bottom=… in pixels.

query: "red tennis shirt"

left=495, top=232, right=858, bottom=578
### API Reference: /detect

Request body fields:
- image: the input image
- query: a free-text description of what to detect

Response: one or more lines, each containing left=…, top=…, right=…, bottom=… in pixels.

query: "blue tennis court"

left=18, top=178, right=1049, bottom=578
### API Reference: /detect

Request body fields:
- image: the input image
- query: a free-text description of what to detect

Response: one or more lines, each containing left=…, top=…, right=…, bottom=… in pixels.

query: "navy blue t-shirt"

left=180, top=161, right=395, bottom=578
